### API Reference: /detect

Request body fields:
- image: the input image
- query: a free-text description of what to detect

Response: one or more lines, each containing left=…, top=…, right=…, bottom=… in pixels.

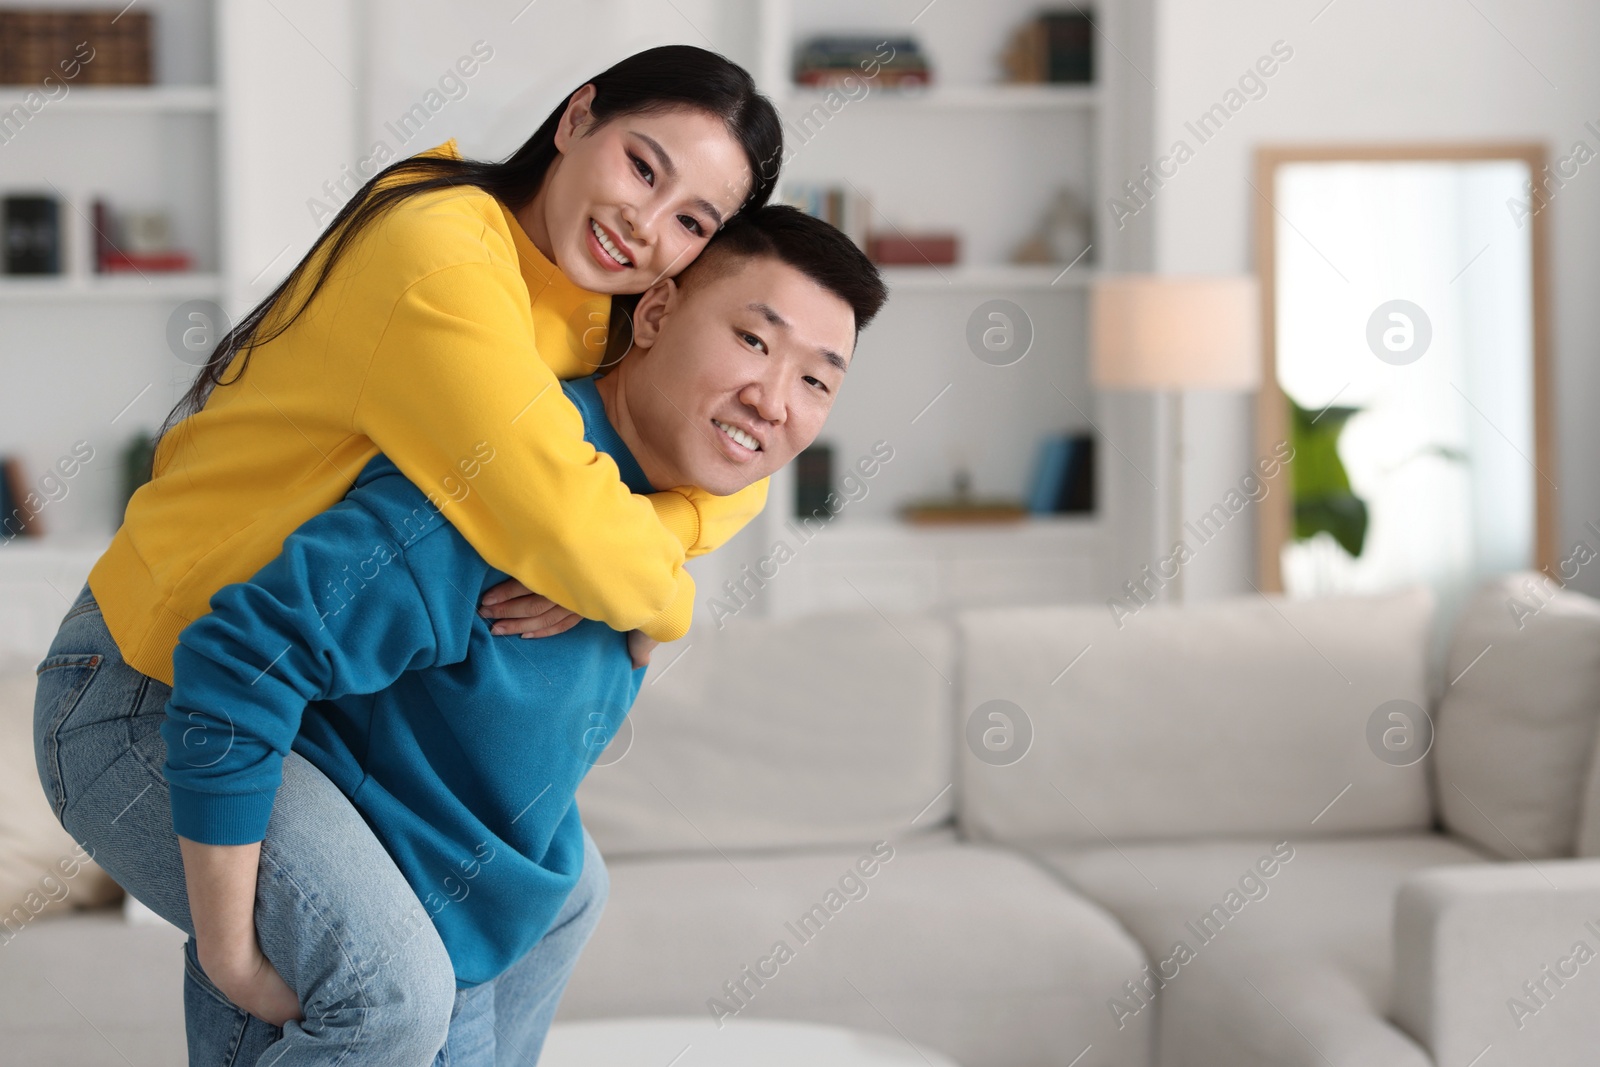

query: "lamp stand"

left=1167, top=389, right=1186, bottom=604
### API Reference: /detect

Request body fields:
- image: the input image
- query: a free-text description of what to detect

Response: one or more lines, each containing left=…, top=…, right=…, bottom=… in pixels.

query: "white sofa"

left=6, top=555, right=1600, bottom=1067
left=561, top=573, right=1600, bottom=1067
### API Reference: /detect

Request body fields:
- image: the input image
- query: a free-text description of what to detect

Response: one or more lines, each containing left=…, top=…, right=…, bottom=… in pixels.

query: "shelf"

left=785, top=513, right=1101, bottom=544
left=782, top=83, right=1097, bottom=112
left=0, top=85, right=217, bottom=114
left=879, top=264, right=1097, bottom=291
left=846, top=513, right=1098, bottom=534
left=0, top=273, right=224, bottom=301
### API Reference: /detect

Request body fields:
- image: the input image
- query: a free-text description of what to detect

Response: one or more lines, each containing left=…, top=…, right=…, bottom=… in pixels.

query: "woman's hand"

left=479, top=578, right=582, bottom=638
left=627, top=630, right=659, bottom=669
left=201, top=941, right=303, bottom=1027
left=178, top=836, right=302, bottom=1026
left=480, top=580, right=658, bottom=667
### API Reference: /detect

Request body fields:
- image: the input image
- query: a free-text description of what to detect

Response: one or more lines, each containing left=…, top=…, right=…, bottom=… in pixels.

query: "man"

left=161, top=205, right=886, bottom=1065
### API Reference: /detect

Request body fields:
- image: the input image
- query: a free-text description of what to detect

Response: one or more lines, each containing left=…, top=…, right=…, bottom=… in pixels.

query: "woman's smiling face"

left=522, top=85, right=754, bottom=294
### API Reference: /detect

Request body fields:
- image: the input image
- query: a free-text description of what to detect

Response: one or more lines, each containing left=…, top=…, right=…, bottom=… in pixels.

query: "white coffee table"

left=540, top=1016, right=963, bottom=1066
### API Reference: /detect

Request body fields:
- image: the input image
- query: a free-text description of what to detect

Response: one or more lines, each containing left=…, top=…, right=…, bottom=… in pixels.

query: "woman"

left=34, top=45, right=782, bottom=1065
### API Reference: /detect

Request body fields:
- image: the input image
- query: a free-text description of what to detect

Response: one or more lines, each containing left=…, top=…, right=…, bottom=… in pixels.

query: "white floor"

left=0, top=908, right=188, bottom=1066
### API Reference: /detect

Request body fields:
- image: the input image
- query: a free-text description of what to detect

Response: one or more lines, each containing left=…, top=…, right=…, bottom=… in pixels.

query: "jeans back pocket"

left=34, top=653, right=104, bottom=818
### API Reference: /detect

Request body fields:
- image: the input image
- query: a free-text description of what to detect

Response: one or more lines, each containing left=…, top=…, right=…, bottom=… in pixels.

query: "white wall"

left=1139, top=0, right=1600, bottom=598
left=358, top=0, right=745, bottom=161
left=221, top=0, right=361, bottom=315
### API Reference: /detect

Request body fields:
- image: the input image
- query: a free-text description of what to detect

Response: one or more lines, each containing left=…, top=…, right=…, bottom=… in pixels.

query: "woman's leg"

left=487, top=823, right=610, bottom=1066
left=34, top=583, right=457, bottom=1065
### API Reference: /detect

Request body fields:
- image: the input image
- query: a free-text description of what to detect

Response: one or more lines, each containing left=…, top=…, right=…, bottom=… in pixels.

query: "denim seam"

left=62, top=601, right=100, bottom=624
left=183, top=942, right=256, bottom=1065
left=38, top=654, right=103, bottom=819
left=256, top=846, right=372, bottom=1066
left=36, top=652, right=102, bottom=674
left=122, top=671, right=168, bottom=781
left=182, top=940, right=236, bottom=1009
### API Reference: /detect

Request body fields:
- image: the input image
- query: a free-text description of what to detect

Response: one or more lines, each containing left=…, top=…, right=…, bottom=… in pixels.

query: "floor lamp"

left=1089, top=275, right=1260, bottom=603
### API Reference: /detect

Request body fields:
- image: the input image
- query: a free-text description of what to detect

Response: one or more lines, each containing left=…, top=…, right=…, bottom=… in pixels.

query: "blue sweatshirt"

left=161, top=376, right=650, bottom=988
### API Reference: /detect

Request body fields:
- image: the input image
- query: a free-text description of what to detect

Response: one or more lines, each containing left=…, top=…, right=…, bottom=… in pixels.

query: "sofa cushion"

left=576, top=610, right=956, bottom=857
left=1436, top=572, right=1600, bottom=860
left=957, top=589, right=1436, bottom=847
left=1033, top=834, right=1488, bottom=1067
left=559, top=832, right=1153, bottom=1067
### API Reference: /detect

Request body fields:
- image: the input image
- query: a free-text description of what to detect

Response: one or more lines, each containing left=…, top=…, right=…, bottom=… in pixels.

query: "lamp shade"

left=1090, top=275, right=1260, bottom=390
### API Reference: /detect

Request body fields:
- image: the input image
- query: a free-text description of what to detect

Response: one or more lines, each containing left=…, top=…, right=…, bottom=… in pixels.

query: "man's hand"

left=479, top=578, right=582, bottom=638
left=627, top=630, right=659, bottom=669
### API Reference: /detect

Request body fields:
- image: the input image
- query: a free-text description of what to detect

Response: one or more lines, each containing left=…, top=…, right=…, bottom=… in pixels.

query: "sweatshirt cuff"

left=639, top=570, right=695, bottom=643
left=168, top=783, right=273, bottom=846
left=648, top=490, right=702, bottom=554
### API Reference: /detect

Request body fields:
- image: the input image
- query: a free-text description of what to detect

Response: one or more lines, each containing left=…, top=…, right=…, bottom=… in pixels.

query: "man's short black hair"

left=679, top=205, right=888, bottom=334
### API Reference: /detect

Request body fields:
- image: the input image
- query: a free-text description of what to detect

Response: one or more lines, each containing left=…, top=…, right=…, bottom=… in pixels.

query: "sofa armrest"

left=1394, top=859, right=1600, bottom=1067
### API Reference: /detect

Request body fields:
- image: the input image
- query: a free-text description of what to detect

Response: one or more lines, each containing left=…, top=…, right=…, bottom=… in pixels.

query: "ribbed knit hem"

left=90, top=534, right=190, bottom=687
left=640, top=571, right=695, bottom=644
left=648, top=490, right=701, bottom=554
left=168, top=784, right=272, bottom=846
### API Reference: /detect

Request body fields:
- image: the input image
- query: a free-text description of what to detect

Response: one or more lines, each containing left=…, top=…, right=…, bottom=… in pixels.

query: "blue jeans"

left=32, top=583, right=609, bottom=1066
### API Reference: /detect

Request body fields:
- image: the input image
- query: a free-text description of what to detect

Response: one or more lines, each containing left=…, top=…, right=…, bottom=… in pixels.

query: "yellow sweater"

left=91, top=139, right=767, bottom=685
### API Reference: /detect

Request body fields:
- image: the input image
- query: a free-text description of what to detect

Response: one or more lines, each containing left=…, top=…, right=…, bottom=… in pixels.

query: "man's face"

left=619, top=255, right=855, bottom=496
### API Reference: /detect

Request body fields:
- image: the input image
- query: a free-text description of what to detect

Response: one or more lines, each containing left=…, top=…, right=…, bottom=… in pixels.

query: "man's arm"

left=160, top=472, right=480, bottom=1020
left=160, top=479, right=477, bottom=845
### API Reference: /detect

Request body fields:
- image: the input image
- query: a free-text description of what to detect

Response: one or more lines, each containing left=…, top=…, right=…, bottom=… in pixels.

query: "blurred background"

left=4, top=3, right=1600, bottom=1066
left=3, top=0, right=1596, bottom=619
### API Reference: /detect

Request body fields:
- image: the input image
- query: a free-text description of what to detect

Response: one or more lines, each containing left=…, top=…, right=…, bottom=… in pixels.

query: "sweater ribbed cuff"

left=648, top=490, right=702, bottom=554
left=167, top=783, right=273, bottom=846
left=639, top=570, right=695, bottom=643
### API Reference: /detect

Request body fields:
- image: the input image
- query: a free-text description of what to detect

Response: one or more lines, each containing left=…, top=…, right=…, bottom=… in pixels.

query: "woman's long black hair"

left=154, top=45, right=783, bottom=450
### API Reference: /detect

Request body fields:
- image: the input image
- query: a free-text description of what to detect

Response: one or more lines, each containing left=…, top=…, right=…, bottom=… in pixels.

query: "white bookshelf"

left=780, top=83, right=1100, bottom=111
left=0, top=273, right=225, bottom=302
left=0, top=0, right=226, bottom=539
left=0, top=84, right=219, bottom=113
left=880, top=264, right=1097, bottom=291
left=717, top=0, right=1139, bottom=619
left=0, top=0, right=359, bottom=542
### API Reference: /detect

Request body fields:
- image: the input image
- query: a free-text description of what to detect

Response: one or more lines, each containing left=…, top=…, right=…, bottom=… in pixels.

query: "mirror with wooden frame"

left=1253, top=144, right=1555, bottom=616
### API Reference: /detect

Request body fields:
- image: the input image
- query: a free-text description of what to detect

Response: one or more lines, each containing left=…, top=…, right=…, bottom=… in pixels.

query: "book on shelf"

left=0, top=456, right=43, bottom=539
left=99, top=250, right=194, bottom=272
left=91, top=198, right=193, bottom=273
left=1003, top=12, right=1095, bottom=85
left=1028, top=433, right=1096, bottom=514
left=2, top=195, right=61, bottom=274
left=794, top=36, right=931, bottom=89
left=0, top=8, right=153, bottom=86
left=780, top=184, right=871, bottom=253
left=866, top=233, right=958, bottom=267
left=794, top=443, right=833, bottom=520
